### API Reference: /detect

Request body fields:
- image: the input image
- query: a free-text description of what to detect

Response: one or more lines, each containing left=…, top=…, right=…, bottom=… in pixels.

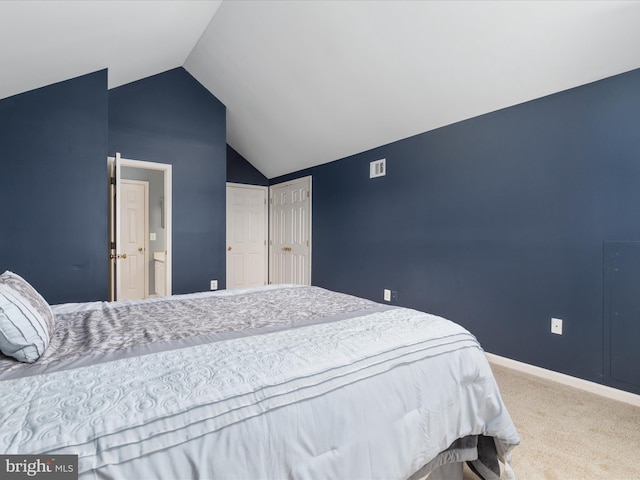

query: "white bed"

left=0, top=275, right=519, bottom=480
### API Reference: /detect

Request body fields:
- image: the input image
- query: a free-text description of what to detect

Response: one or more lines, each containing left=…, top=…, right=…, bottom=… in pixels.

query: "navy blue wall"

left=1, top=67, right=226, bottom=303
left=109, top=68, right=227, bottom=294
left=227, top=145, right=268, bottom=186
left=272, top=68, right=640, bottom=394
left=0, top=71, right=108, bottom=304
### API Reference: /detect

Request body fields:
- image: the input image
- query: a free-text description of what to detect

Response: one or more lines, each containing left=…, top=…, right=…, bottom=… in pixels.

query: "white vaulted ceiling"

left=2, top=1, right=640, bottom=178
left=0, top=1, right=222, bottom=96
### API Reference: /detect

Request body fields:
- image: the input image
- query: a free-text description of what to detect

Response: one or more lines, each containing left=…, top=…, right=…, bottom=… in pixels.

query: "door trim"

left=108, top=155, right=172, bottom=300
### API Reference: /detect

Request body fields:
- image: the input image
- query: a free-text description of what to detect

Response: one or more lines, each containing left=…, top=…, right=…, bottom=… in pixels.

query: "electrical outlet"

left=551, top=317, right=563, bottom=335
left=383, top=289, right=391, bottom=302
left=210, top=280, right=218, bottom=291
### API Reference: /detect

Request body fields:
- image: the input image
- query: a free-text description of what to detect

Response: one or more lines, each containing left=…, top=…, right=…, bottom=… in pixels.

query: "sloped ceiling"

left=2, top=1, right=640, bottom=178
left=0, top=1, right=222, bottom=96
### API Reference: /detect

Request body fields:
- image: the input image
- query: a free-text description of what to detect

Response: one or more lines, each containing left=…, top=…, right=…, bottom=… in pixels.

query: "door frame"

left=226, top=182, right=269, bottom=289
left=269, top=175, right=312, bottom=285
left=108, top=154, right=172, bottom=300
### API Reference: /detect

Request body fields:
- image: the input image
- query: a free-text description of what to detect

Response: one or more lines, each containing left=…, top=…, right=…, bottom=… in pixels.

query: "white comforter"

left=0, top=286, right=519, bottom=479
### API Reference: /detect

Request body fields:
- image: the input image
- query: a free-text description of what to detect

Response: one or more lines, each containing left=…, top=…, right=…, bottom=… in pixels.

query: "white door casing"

left=269, top=176, right=312, bottom=285
left=108, top=154, right=172, bottom=301
left=119, top=180, right=148, bottom=300
left=226, top=184, right=268, bottom=289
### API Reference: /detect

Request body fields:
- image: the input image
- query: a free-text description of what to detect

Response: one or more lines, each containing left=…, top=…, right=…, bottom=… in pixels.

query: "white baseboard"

left=486, top=352, right=640, bottom=408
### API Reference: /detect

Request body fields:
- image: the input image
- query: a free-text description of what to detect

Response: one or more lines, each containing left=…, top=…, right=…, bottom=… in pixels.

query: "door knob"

left=121, top=253, right=127, bottom=259
left=227, top=246, right=232, bottom=251
left=282, top=247, right=292, bottom=252
left=138, top=247, right=143, bottom=253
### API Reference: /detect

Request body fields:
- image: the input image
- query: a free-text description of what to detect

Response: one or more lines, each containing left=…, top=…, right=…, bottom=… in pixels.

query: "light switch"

left=150, top=232, right=156, bottom=241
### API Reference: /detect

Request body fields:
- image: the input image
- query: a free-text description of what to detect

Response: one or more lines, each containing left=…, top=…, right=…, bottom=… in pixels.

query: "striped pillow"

left=0, top=271, right=54, bottom=363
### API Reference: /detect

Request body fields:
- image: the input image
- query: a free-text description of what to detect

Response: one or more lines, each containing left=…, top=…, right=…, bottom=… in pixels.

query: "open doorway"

left=108, top=154, right=172, bottom=301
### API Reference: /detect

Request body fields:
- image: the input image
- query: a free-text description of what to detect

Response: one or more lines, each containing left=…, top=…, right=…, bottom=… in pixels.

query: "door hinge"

left=110, top=241, right=116, bottom=250
left=110, top=177, right=116, bottom=185
left=306, top=240, right=309, bottom=247
left=307, top=190, right=310, bottom=199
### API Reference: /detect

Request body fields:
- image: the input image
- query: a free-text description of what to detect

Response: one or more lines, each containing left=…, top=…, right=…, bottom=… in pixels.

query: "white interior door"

left=269, top=176, right=311, bottom=285
left=119, top=180, right=148, bottom=300
left=109, top=154, right=172, bottom=301
left=226, top=184, right=268, bottom=289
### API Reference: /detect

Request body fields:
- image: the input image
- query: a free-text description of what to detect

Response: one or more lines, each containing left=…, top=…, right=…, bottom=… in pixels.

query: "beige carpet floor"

left=462, top=363, right=640, bottom=480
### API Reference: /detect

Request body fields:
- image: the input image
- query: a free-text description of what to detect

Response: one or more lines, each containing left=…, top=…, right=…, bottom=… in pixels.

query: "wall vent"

left=370, top=159, right=386, bottom=178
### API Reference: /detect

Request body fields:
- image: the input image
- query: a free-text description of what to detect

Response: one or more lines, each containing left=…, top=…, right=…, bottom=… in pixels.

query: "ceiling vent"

left=370, top=159, right=386, bottom=178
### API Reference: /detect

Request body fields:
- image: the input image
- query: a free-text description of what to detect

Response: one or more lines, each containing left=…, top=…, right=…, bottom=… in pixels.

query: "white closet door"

left=269, top=176, right=311, bottom=285
left=226, top=184, right=268, bottom=289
